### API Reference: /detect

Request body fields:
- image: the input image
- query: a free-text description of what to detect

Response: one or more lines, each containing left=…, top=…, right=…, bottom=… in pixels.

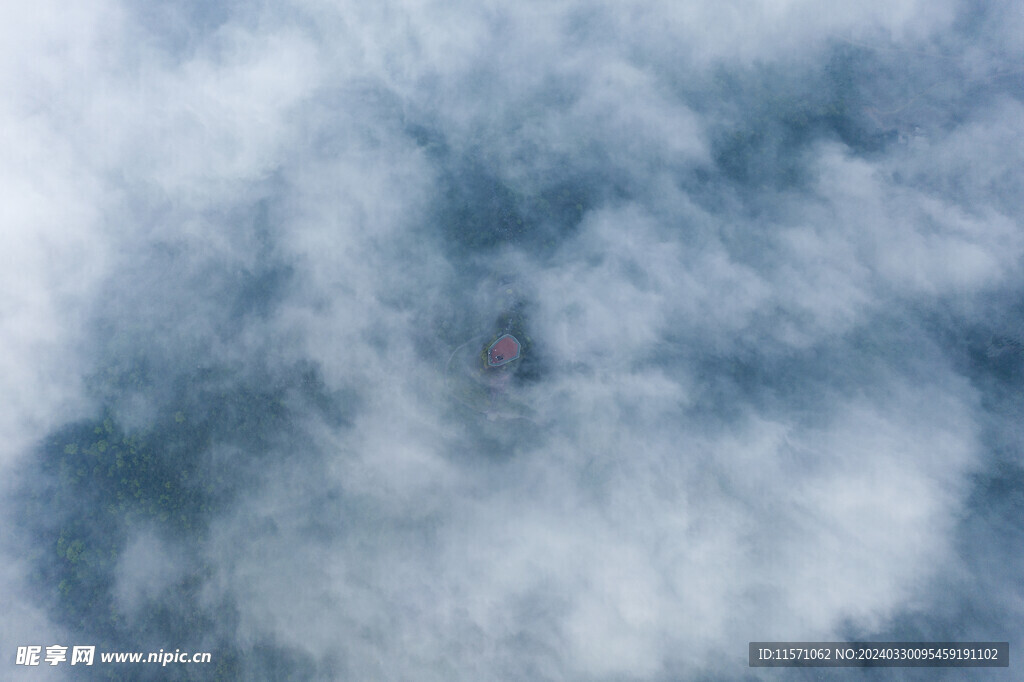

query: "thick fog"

left=2, top=1, right=1022, bottom=679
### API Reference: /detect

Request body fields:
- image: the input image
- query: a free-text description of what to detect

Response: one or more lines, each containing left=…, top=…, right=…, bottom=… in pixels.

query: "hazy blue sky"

left=2, top=1, right=1021, bottom=679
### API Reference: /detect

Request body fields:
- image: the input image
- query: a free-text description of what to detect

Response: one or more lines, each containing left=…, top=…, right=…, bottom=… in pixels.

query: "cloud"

left=113, top=529, right=189, bottom=616
left=3, top=0, right=1022, bottom=679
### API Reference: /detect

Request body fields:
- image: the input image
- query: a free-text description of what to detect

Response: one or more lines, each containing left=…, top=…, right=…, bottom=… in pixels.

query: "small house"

left=486, top=334, right=521, bottom=367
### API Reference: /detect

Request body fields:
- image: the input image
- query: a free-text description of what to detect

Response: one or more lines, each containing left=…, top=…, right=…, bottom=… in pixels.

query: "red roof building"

left=486, top=334, right=521, bottom=367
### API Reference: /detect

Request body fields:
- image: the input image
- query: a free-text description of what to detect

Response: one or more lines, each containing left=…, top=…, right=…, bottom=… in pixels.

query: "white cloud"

left=113, top=529, right=189, bottom=616
left=3, top=0, right=1022, bottom=678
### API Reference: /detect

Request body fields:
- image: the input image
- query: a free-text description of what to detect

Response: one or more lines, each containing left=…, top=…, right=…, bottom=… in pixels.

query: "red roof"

left=487, top=334, right=521, bottom=367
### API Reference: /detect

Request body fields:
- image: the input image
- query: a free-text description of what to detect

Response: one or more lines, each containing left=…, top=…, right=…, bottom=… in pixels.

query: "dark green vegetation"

left=19, top=362, right=346, bottom=680
left=436, top=167, right=594, bottom=255
left=700, top=51, right=883, bottom=191
left=411, top=130, right=595, bottom=257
